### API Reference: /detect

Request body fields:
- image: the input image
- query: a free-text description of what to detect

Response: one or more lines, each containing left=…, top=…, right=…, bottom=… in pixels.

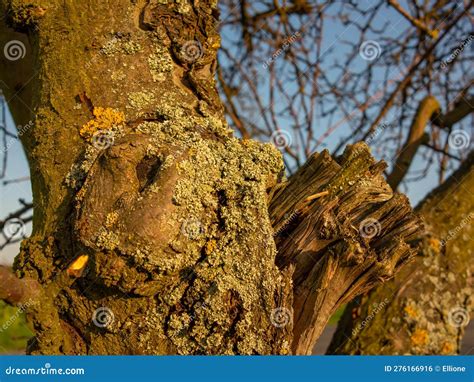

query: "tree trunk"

left=0, top=0, right=421, bottom=355
left=1, top=0, right=295, bottom=355
left=328, top=151, right=474, bottom=355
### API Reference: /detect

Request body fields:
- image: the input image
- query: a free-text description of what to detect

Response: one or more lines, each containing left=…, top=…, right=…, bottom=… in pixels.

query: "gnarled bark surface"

left=1, top=0, right=293, bottom=355
left=0, top=0, right=421, bottom=355
left=328, top=151, right=474, bottom=355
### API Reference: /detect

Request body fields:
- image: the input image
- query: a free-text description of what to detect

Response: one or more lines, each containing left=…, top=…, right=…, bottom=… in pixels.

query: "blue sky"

left=0, top=108, right=32, bottom=264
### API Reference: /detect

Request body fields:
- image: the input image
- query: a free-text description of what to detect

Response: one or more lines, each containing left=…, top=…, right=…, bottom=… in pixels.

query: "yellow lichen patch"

left=67, top=255, right=89, bottom=277
left=440, top=341, right=455, bottom=354
left=105, top=211, right=119, bottom=228
left=80, top=107, right=125, bottom=140
left=404, top=305, right=418, bottom=318
left=410, top=328, right=429, bottom=347
left=205, top=240, right=217, bottom=255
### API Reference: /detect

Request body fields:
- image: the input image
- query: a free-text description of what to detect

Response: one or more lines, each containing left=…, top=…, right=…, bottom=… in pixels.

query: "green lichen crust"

left=70, top=101, right=292, bottom=354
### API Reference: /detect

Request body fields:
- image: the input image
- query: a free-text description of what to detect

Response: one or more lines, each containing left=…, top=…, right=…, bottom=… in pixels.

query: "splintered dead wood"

left=327, top=151, right=474, bottom=355
left=268, top=142, right=423, bottom=354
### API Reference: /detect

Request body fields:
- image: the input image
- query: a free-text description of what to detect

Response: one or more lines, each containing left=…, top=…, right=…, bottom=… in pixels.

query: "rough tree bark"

left=329, top=151, right=474, bottom=355
left=0, top=0, right=420, bottom=355
left=268, top=145, right=422, bottom=354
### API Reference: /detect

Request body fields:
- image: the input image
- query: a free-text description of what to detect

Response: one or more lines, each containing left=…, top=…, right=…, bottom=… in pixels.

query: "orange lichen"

left=440, top=342, right=454, bottom=354
left=410, top=328, right=428, bottom=346
left=404, top=305, right=418, bottom=318
left=67, top=255, right=89, bottom=277
left=427, top=237, right=441, bottom=252
left=205, top=240, right=217, bottom=255
left=79, top=107, right=125, bottom=139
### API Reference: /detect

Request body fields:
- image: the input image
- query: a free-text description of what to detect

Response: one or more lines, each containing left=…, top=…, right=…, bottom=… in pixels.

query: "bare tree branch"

left=387, top=0, right=437, bottom=38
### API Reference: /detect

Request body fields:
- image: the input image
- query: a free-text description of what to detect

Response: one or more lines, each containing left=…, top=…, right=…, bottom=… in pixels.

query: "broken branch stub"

left=269, top=142, right=423, bottom=354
